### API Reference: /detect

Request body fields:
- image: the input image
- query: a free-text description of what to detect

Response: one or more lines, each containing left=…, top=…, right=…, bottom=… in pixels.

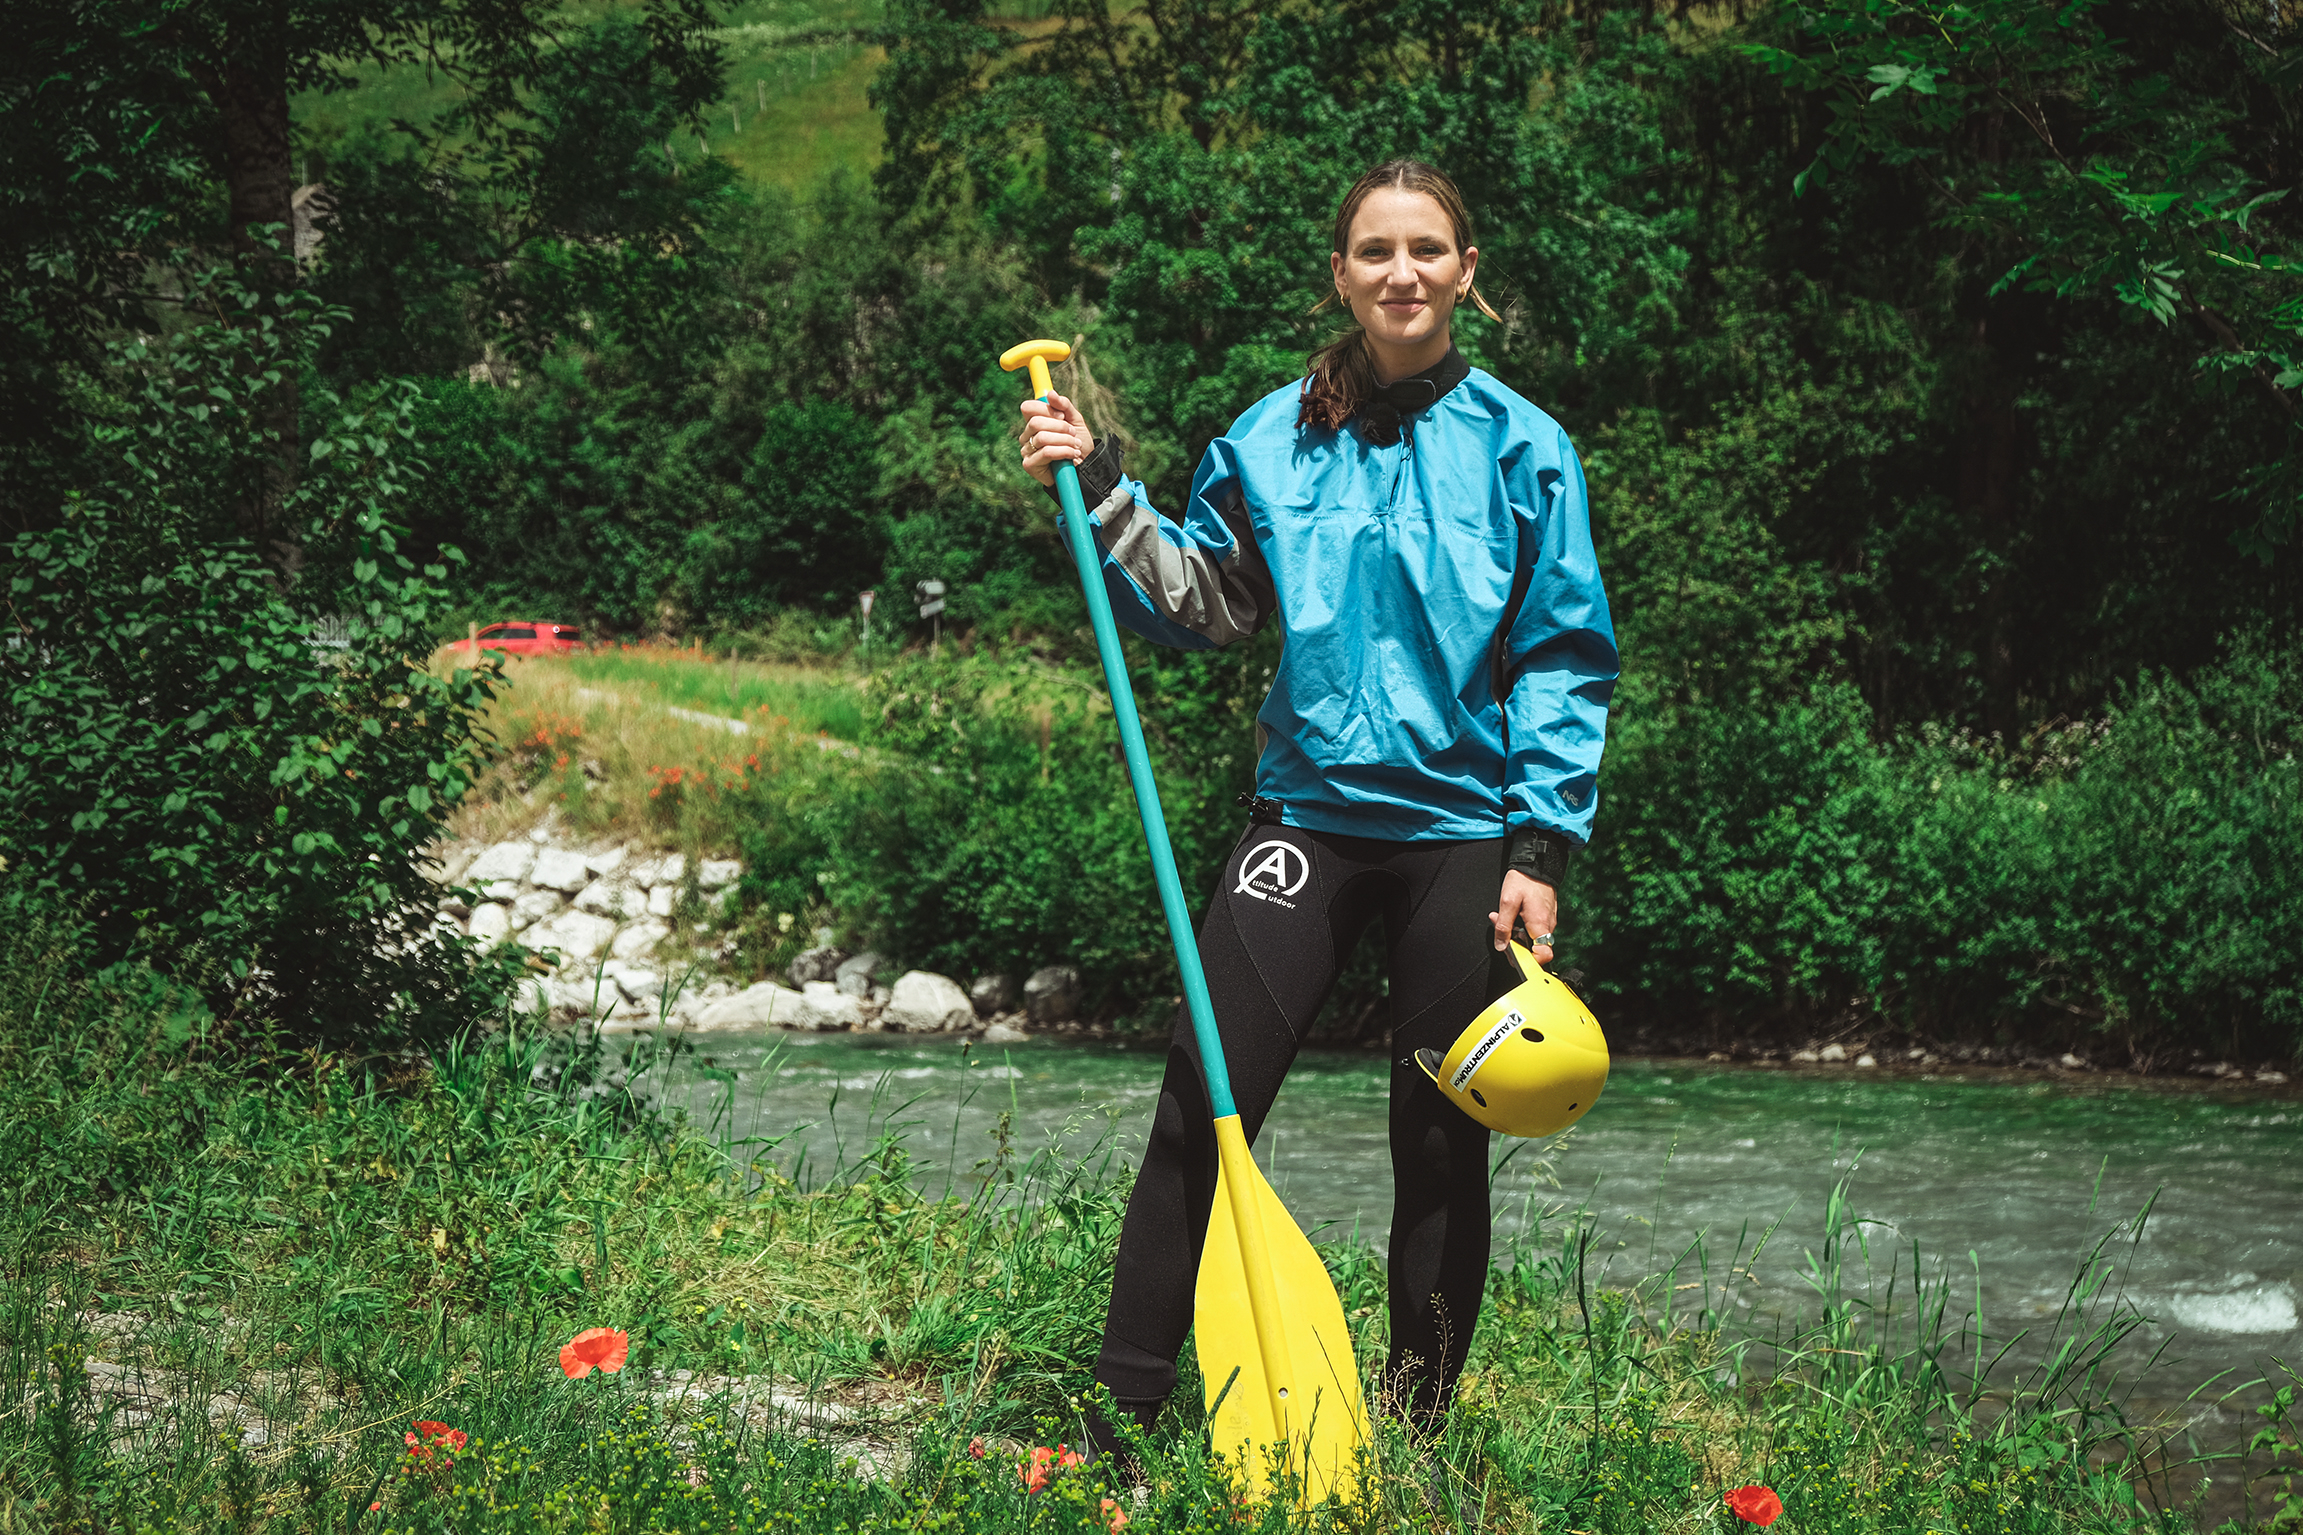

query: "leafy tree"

left=3, top=0, right=724, bottom=555
left=1748, top=0, right=2303, bottom=552
left=0, top=266, right=510, bottom=1042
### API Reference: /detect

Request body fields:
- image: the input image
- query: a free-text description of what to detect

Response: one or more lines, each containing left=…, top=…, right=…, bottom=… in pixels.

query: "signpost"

left=915, top=580, right=947, bottom=655
left=859, top=589, right=876, bottom=659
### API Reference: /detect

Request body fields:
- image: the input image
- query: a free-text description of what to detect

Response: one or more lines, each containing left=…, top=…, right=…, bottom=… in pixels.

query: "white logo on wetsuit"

left=1233, top=840, right=1309, bottom=909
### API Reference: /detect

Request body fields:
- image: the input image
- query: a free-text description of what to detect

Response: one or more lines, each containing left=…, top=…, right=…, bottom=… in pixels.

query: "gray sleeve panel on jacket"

left=1089, top=482, right=1274, bottom=649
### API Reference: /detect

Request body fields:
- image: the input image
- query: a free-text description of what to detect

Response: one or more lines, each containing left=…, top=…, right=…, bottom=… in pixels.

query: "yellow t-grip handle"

left=999, top=338, right=1071, bottom=401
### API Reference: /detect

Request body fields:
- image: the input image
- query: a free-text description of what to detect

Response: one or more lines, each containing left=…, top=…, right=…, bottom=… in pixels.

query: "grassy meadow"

left=7, top=899, right=2279, bottom=1534
left=294, top=0, right=895, bottom=190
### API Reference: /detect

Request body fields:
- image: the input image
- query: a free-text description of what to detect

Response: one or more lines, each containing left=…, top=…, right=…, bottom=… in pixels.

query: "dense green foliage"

left=0, top=267, right=513, bottom=1041
left=634, top=627, right=2292, bottom=1057
left=1582, top=632, right=2303, bottom=1056
left=4, top=0, right=2300, bottom=1054
left=0, top=914, right=2258, bottom=1530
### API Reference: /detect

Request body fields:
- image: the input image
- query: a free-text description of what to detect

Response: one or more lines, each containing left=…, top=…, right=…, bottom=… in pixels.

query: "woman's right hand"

left=1019, top=392, right=1093, bottom=490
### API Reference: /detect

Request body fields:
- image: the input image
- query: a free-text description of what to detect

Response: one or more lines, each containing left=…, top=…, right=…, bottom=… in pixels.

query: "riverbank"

left=428, top=641, right=2303, bottom=1083
left=8, top=919, right=2296, bottom=1531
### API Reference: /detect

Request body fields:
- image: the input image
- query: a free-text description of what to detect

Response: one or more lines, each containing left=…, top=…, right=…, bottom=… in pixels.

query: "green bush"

left=0, top=267, right=515, bottom=1043
left=692, top=627, right=2298, bottom=1057
left=1580, top=634, right=2303, bottom=1058
left=729, top=639, right=1268, bottom=1014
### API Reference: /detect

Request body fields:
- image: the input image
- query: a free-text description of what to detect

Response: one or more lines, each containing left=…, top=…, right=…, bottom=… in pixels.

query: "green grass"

left=294, top=0, right=1097, bottom=190
left=293, top=0, right=888, bottom=188
left=4, top=907, right=2285, bottom=1532
left=557, top=645, right=871, bottom=740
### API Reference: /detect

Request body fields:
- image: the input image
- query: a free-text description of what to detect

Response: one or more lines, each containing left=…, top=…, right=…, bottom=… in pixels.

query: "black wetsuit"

left=1094, top=820, right=1519, bottom=1432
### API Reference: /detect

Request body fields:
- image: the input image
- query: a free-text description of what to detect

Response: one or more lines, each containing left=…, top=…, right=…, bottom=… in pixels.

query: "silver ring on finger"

left=1534, top=932, right=1555, bottom=946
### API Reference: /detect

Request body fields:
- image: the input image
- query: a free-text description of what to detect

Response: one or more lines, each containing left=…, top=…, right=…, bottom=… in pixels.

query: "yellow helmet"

left=1414, top=942, right=1609, bottom=1138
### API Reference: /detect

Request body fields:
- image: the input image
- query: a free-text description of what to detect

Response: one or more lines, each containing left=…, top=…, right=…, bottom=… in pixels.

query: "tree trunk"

left=208, top=40, right=302, bottom=567
left=1958, top=317, right=2023, bottom=743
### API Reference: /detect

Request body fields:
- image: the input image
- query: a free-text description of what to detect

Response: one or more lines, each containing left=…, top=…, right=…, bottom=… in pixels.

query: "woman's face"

left=1331, top=188, right=1478, bottom=357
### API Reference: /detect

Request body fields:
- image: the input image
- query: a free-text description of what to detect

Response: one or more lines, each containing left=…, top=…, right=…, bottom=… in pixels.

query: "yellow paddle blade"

left=1195, top=1118, right=1370, bottom=1507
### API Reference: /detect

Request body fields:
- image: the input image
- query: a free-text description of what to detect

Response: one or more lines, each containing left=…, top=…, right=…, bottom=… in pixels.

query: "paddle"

left=1000, top=339, right=1369, bottom=1505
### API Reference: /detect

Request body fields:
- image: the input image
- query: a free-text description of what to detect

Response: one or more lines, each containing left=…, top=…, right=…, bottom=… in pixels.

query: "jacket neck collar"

left=1356, top=346, right=1470, bottom=447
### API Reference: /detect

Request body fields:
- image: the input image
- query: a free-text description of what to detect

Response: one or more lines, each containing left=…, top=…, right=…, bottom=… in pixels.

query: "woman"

left=1018, top=159, right=1617, bottom=1443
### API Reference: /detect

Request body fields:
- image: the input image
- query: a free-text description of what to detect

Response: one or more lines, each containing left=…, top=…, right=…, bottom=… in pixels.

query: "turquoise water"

left=644, top=1031, right=2302, bottom=1408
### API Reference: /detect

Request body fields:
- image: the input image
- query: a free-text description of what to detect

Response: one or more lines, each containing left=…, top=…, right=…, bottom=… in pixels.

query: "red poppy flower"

left=559, top=1327, right=631, bottom=1379
left=402, top=1420, right=467, bottom=1468
left=410, top=1420, right=467, bottom=1450
left=1018, top=1443, right=1086, bottom=1493
left=1101, top=1496, right=1131, bottom=1531
left=1725, top=1485, right=1784, bottom=1526
left=968, top=1437, right=987, bottom=1458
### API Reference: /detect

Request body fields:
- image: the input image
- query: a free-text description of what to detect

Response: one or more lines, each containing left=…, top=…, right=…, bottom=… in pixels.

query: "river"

left=639, top=1029, right=2300, bottom=1445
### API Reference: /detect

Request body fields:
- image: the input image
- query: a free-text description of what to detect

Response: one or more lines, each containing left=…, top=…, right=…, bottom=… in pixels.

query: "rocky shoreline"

left=423, top=819, right=1078, bottom=1043
left=426, top=822, right=2295, bottom=1091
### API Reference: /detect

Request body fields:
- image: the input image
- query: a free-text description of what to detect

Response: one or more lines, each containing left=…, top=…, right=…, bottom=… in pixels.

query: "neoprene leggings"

left=1094, top=822, right=1516, bottom=1432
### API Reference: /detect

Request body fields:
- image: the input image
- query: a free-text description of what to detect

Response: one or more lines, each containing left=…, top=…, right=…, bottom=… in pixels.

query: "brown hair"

left=1298, top=159, right=1502, bottom=432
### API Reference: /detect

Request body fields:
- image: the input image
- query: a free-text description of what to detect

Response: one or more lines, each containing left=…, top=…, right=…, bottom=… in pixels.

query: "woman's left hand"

left=1490, top=871, right=1557, bottom=966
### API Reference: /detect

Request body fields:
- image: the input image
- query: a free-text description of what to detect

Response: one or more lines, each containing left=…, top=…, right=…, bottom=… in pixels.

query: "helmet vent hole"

left=1469, top=1089, right=1488, bottom=1108
left=1568, top=1102, right=1578, bottom=1111
left=1520, top=1028, right=1545, bottom=1044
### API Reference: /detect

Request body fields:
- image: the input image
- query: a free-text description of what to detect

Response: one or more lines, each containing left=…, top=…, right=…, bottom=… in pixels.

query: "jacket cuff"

left=1041, top=436, right=1124, bottom=513
left=1506, top=826, right=1573, bottom=891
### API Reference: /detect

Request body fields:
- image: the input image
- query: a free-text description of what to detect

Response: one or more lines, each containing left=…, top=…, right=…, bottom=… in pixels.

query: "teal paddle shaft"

left=1045, top=432, right=1239, bottom=1120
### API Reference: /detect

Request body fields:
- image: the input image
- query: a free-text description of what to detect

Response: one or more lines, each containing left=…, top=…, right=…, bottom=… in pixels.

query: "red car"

left=464, top=621, right=584, bottom=657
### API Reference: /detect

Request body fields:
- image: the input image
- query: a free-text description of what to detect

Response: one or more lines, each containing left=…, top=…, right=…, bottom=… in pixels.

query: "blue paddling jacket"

left=1063, top=348, right=1617, bottom=875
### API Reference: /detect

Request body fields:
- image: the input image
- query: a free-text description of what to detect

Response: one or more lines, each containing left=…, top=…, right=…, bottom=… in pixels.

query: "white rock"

left=970, top=974, right=1017, bottom=1016
left=548, top=974, right=616, bottom=1016
left=466, top=840, right=537, bottom=885
left=427, top=843, right=480, bottom=885
left=2059, top=1052, right=2088, bottom=1069
left=482, top=879, right=522, bottom=902
left=574, top=879, right=639, bottom=918
left=1855, top=1053, right=1878, bottom=1068
left=648, top=884, right=678, bottom=919
left=981, top=1020, right=1030, bottom=1046
left=692, top=982, right=806, bottom=1030
left=1791, top=1048, right=1821, bottom=1064
left=2257, top=1070, right=2290, bottom=1085
left=1818, top=1043, right=1848, bottom=1063
left=468, top=903, right=513, bottom=948
left=611, top=920, right=670, bottom=961
left=584, top=846, right=628, bottom=877
left=1024, top=965, right=1082, bottom=1025
left=798, top=981, right=864, bottom=1032
left=529, top=848, right=592, bottom=893
left=528, top=909, right=617, bottom=960
left=431, top=909, right=467, bottom=936
left=606, top=964, right=663, bottom=1003
left=882, top=971, right=974, bottom=1033
left=790, top=945, right=847, bottom=986
left=697, top=858, right=742, bottom=890
left=510, top=888, right=564, bottom=931
left=630, top=854, right=686, bottom=888
left=834, top=951, right=884, bottom=998
left=513, top=977, right=552, bottom=1016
